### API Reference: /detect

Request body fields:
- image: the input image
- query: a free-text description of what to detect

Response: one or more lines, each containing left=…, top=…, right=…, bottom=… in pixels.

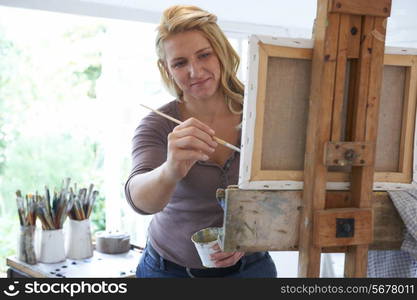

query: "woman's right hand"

left=164, top=117, right=218, bottom=181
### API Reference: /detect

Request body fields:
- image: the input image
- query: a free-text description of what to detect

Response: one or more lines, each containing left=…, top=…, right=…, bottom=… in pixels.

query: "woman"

left=125, top=5, right=277, bottom=278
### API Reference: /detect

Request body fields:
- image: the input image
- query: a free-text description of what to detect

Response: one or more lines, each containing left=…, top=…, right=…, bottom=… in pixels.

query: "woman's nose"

left=189, top=60, right=203, bottom=78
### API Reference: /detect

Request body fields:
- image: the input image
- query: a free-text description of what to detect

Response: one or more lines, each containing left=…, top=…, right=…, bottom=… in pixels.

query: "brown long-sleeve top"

left=124, top=100, right=240, bottom=268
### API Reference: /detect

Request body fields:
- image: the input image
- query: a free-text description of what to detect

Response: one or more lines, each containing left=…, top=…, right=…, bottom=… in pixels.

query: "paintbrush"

left=86, top=190, right=99, bottom=218
left=16, top=190, right=37, bottom=227
left=16, top=190, right=37, bottom=264
left=67, top=183, right=98, bottom=220
left=139, top=103, right=241, bottom=153
left=36, top=199, right=55, bottom=230
left=16, top=190, right=25, bottom=225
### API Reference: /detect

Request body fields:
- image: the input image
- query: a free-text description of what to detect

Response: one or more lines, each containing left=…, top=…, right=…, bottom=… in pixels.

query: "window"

left=0, top=5, right=249, bottom=273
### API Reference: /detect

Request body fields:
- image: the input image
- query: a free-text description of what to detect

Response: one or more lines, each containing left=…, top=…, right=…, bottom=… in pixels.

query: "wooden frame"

left=239, top=35, right=417, bottom=191
left=375, top=53, right=417, bottom=185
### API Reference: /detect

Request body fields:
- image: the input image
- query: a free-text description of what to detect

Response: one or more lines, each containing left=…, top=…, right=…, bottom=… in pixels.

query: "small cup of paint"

left=191, top=227, right=222, bottom=268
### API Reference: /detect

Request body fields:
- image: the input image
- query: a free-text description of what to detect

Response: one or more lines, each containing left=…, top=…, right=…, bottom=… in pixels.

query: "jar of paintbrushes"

left=16, top=190, right=37, bottom=264
left=36, top=178, right=73, bottom=263
left=65, top=182, right=98, bottom=260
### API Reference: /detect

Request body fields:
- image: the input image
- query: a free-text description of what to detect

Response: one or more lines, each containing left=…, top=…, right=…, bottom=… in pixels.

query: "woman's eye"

left=172, top=61, right=186, bottom=68
left=200, top=52, right=211, bottom=59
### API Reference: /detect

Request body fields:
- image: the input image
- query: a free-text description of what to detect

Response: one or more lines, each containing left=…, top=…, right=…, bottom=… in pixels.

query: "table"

left=7, top=246, right=143, bottom=278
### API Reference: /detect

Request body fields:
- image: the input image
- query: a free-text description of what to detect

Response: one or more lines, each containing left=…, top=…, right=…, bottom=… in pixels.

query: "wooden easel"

left=219, top=0, right=394, bottom=278
left=298, top=0, right=392, bottom=277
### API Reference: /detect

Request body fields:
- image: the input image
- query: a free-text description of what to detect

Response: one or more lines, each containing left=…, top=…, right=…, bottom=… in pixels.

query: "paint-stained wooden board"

left=220, top=188, right=404, bottom=252
left=222, top=189, right=300, bottom=252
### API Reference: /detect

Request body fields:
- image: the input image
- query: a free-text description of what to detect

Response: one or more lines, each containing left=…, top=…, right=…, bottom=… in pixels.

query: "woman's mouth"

left=191, top=78, right=211, bottom=86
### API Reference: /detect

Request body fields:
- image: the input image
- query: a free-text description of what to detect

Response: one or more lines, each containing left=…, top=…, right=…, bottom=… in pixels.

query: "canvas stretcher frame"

left=239, top=34, right=417, bottom=191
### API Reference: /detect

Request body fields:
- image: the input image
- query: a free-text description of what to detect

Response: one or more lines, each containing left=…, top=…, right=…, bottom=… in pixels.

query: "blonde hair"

left=156, top=5, right=244, bottom=114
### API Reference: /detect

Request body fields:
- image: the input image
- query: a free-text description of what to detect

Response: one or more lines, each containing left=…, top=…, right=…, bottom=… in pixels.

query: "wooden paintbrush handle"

left=140, top=103, right=241, bottom=153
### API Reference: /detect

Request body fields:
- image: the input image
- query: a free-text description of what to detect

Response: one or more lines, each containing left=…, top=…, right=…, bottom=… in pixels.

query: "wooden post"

left=345, top=15, right=388, bottom=277
left=298, top=0, right=339, bottom=277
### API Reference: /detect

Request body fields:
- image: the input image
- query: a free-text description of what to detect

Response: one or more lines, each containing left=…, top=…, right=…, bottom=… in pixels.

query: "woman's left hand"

left=210, top=244, right=245, bottom=268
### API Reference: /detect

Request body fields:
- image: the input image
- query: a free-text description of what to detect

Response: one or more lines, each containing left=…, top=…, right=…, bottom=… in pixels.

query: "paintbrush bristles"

left=16, top=178, right=99, bottom=229
left=139, top=103, right=241, bottom=153
left=35, top=184, right=71, bottom=230
left=16, top=190, right=37, bottom=227
left=67, top=183, right=98, bottom=221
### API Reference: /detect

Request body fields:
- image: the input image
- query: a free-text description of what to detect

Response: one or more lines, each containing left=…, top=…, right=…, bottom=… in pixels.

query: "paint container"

left=191, top=227, right=222, bottom=268
left=95, top=230, right=130, bottom=254
left=18, top=225, right=37, bottom=264
left=66, top=219, right=93, bottom=260
left=37, top=229, right=66, bottom=263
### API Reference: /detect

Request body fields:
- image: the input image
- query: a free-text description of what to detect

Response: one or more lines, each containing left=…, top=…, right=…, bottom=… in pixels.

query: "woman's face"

left=163, top=30, right=221, bottom=101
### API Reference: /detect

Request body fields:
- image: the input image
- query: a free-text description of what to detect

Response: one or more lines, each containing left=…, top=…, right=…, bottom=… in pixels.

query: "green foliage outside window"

left=0, top=14, right=107, bottom=274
